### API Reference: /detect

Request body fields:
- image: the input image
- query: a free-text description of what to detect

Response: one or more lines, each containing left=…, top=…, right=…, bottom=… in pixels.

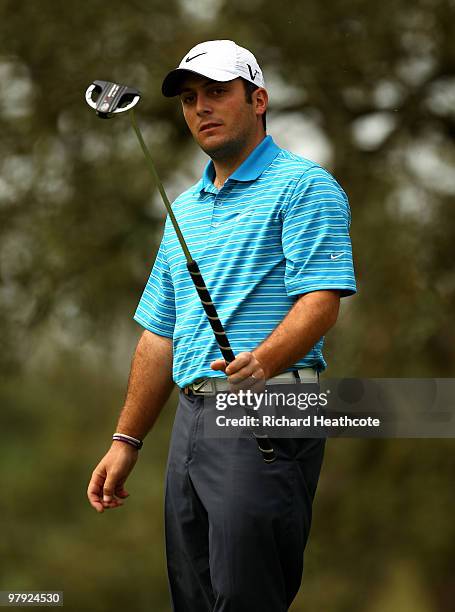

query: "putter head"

left=85, top=80, right=141, bottom=119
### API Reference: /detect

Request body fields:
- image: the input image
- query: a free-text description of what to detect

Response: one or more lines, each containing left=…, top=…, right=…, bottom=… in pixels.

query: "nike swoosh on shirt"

left=185, top=52, right=208, bottom=63
left=330, top=252, right=344, bottom=260
left=236, top=210, right=254, bottom=221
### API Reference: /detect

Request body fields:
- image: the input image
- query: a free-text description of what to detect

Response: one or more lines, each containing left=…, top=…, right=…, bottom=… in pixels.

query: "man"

left=87, top=40, right=356, bottom=611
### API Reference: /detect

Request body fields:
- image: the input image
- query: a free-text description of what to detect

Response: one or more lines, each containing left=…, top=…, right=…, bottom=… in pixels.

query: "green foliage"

left=0, top=359, right=176, bottom=611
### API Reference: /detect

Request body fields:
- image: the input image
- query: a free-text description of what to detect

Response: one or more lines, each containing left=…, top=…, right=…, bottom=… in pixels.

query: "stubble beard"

left=197, top=122, right=255, bottom=162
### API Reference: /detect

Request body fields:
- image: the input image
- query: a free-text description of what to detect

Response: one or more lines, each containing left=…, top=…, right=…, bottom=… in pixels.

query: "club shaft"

left=130, top=110, right=192, bottom=263
left=130, top=110, right=235, bottom=364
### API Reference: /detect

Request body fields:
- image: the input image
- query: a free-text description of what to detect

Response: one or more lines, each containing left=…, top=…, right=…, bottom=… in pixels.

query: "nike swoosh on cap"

left=185, top=52, right=208, bottom=63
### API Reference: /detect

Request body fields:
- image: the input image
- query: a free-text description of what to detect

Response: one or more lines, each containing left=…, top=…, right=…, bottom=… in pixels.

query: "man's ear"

left=253, top=87, right=268, bottom=118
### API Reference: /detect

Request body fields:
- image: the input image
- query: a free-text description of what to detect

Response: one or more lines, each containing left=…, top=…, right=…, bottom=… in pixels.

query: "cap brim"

left=161, top=68, right=236, bottom=97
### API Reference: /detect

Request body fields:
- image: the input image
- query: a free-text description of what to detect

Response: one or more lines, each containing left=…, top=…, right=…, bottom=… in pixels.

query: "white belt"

left=183, top=368, right=318, bottom=396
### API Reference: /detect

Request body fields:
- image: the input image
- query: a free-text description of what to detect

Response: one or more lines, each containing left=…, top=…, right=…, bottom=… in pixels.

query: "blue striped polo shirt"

left=134, top=135, right=356, bottom=388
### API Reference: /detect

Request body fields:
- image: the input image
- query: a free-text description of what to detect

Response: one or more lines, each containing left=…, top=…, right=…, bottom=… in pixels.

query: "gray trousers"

left=164, top=390, right=325, bottom=612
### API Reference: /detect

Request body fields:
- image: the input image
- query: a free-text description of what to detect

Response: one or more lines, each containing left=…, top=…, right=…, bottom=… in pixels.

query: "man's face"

left=179, top=75, right=265, bottom=160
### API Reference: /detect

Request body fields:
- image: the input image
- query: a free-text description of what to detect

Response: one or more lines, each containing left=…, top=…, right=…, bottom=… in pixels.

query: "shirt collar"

left=197, top=135, right=280, bottom=194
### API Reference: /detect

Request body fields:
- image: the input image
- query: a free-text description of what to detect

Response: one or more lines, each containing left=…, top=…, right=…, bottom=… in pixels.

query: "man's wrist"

left=111, top=440, right=139, bottom=454
left=112, top=432, right=143, bottom=450
left=251, top=350, right=272, bottom=380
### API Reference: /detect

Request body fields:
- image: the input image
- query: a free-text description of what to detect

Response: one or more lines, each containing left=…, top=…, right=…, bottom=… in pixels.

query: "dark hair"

left=242, top=79, right=267, bottom=132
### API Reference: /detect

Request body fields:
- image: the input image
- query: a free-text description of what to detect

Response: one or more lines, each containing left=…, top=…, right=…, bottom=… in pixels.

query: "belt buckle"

left=192, top=379, right=214, bottom=395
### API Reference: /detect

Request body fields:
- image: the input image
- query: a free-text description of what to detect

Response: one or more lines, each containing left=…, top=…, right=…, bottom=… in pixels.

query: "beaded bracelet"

left=112, top=432, right=143, bottom=450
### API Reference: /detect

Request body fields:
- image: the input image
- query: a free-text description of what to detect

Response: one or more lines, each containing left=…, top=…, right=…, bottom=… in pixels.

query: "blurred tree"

left=1, top=1, right=454, bottom=611
left=0, top=0, right=454, bottom=376
left=0, top=0, right=206, bottom=373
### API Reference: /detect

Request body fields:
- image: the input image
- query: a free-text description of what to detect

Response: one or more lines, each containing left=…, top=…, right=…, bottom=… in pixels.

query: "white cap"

left=162, top=40, right=265, bottom=97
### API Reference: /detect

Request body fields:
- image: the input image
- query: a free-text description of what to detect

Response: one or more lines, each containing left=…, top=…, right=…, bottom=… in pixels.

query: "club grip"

left=186, top=259, right=276, bottom=464
left=187, top=260, right=235, bottom=364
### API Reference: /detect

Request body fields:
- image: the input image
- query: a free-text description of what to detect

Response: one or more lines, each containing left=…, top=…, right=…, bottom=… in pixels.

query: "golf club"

left=85, top=79, right=276, bottom=463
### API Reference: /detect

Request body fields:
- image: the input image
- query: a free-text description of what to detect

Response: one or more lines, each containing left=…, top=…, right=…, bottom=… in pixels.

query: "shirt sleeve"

left=133, top=239, right=176, bottom=338
left=282, top=165, right=357, bottom=298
